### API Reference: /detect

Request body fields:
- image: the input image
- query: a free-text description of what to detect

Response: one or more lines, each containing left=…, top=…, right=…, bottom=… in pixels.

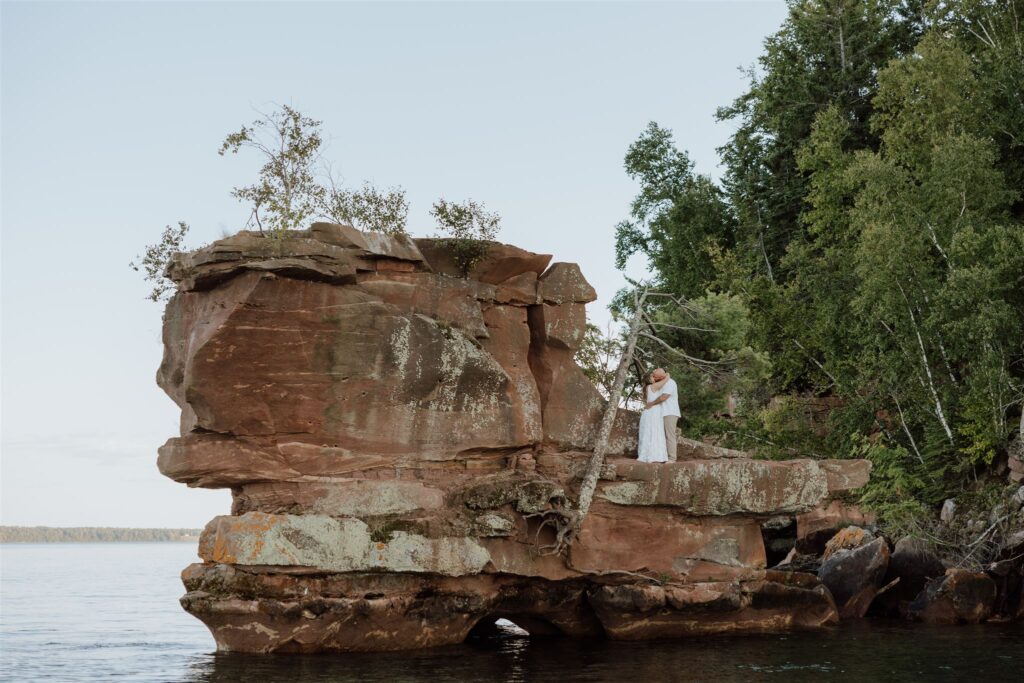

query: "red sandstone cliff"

left=158, top=223, right=870, bottom=653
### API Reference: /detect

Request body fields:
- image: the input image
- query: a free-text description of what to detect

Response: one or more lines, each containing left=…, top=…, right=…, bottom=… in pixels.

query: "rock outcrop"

left=817, top=528, right=890, bottom=618
left=907, top=568, right=998, bottom=624
left=158, top=223, right=870, bottom=653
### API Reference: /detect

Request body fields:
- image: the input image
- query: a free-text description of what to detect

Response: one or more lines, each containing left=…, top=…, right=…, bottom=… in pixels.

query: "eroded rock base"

left=180, top=564, right=837, bottom=653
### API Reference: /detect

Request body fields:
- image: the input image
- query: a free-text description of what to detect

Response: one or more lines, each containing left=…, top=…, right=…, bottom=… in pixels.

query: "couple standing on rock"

left=637, top=368, right=680, bottom=463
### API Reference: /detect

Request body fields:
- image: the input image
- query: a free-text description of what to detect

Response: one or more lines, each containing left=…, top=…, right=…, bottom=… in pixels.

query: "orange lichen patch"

left=823, top=526, right=872, bottom=559
left=201, top=512, right=282, bottom=564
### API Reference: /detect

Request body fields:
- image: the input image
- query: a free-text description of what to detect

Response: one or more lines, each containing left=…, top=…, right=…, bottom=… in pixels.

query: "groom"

left=652, top=368, right=680, bottom=461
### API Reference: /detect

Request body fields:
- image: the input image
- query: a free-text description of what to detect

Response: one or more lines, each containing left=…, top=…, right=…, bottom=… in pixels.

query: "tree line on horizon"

left=598, top=0, right=1024, bottom=527
left=0, top=526, right=202, bottom=543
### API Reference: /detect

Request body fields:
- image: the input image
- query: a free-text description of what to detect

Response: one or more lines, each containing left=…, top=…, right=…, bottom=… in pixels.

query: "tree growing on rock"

left=575, top=323, right=628, bottom=403
left=134, top=106, right=415, bottom=300
left=219, top=105, right=326, bottom=235
left=130, top=221, right=190, bottom=302
left=535, top=287, right=735, bottom=554
left=319, top=175, right=410, bottom=236
left=430, top=198, right=502, bottom=276
left=219, top=104, right=411, bottom=236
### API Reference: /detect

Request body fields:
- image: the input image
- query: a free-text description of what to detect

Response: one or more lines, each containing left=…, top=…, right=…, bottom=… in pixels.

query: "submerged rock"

left=157, top=223, right=870, bottom=653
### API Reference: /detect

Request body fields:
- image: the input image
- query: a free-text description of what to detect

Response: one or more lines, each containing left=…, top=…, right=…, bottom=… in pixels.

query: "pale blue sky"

left=1, top=1, right=787, bottom=527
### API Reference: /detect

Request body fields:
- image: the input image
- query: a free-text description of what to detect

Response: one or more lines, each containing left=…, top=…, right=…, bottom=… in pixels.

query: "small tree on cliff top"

left=219, top=105, right=326, bottom=234
left=219, top=104, right=411, bottom=236
left=134, top=106, right=417, bottom=301
left=319, top=170, right=410, bottom=237
left=430, top=198, right=501, bottom=276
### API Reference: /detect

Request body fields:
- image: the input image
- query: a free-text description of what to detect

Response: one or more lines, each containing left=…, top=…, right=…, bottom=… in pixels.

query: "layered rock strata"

left=158, top=223, right=870, bottom=653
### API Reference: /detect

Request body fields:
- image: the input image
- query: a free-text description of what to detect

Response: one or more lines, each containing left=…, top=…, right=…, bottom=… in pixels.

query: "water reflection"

left=179, top=621, right=1024, bottom=683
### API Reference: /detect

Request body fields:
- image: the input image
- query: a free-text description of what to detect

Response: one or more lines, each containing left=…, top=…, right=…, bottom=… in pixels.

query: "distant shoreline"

left=0, top=526, right=202, bottom=543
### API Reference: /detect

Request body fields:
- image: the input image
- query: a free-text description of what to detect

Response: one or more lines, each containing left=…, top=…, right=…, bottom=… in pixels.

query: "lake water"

left=2, top=543, right=1023, bottom=682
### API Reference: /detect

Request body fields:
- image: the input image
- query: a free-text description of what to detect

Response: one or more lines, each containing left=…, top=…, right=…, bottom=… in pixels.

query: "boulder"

left=908, top=568, right=997, bottom=624
left=986, top=556, right=1024, bottom=620
left=773, top=549, right=822, bottom=574
left=537, top=263, right=597, bottom=304
left=817, top=535, right=890, bottom=618
left=822, top=526, right=876, bottom=559
left=872, top=536, right=945, bottom=617
left=796, top=501, right=875, bottom=554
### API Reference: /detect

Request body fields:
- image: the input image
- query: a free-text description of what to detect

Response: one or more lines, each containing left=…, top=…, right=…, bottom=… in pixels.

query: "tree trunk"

left=573, top=289, right=648, bottom=532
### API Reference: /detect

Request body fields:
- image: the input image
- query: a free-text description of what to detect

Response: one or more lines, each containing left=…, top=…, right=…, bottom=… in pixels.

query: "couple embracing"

left=637, top=367, right=680, bottom=463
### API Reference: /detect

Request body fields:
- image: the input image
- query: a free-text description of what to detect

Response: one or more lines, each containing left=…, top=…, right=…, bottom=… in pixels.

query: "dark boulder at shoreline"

left=908, top=568, right=997, bottom=624
left=817, top=529, right=890, bottom=619
left=871, top=536, right=946, bottom=617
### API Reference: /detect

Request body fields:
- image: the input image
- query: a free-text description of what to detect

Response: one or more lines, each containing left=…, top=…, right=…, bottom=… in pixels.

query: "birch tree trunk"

left=573, top=289, right=648, bottom=532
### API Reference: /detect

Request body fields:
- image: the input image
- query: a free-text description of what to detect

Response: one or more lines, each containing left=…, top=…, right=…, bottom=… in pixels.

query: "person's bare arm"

left=650, top=376, right=669, bottom=391
left=644, top=385, right=671, bottom=409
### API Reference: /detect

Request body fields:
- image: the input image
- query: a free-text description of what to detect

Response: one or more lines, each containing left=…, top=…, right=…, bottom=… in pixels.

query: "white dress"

left=637, top=385, right=668, bottom=463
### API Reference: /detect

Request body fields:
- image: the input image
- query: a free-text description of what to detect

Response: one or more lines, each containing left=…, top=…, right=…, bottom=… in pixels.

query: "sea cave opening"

left=466, top=615, right=565, bottom=641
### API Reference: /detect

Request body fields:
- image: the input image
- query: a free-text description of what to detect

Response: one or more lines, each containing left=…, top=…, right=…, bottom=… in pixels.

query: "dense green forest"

left=0, top=527, right=201, bottom=543
left=608, top=0, right=1024, bottom=524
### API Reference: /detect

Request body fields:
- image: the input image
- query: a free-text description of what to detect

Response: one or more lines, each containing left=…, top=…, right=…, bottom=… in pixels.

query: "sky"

left=1, top=0, right=788, bottom=528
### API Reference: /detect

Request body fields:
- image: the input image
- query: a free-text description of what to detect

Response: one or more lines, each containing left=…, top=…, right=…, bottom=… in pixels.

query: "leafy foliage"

left=614, top=122, right=735, bottom=297
left=430, top=198, right=502, bottom=277
left=129, top=221, right=189, bottom=301
left=135, top=105, right=449, bottom=300
left=575, top=323, right=630, bottom=403
left=218, top=104, right=414, bottom=236
left=612, top=0, right=1024, bottom=522
left=218, top=105, right=326, bottom=235
left=320, top=178, right=410, bottom=236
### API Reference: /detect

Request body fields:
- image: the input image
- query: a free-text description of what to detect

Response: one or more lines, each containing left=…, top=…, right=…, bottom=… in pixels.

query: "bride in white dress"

left=637, top=372, right=670, bottom=463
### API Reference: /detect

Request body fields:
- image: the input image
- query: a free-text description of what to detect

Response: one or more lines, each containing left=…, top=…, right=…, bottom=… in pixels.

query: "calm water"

left=2, top=543, right=1023, bottom=682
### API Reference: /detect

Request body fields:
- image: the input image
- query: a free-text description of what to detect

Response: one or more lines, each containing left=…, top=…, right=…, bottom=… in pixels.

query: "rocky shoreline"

left=157, top=224, right=1021, bottom=653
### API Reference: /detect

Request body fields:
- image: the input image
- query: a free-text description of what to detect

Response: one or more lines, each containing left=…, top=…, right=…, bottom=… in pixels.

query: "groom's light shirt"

left=661, top=378, right=681, bottom=418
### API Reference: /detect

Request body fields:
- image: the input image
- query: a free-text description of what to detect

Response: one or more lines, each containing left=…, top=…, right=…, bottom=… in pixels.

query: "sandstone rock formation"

left=158, top=223, right=871, bottom=653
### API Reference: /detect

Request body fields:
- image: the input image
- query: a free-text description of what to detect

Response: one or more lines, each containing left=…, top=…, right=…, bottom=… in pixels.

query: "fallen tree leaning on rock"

left=550, top=289, right=733, bottom=555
